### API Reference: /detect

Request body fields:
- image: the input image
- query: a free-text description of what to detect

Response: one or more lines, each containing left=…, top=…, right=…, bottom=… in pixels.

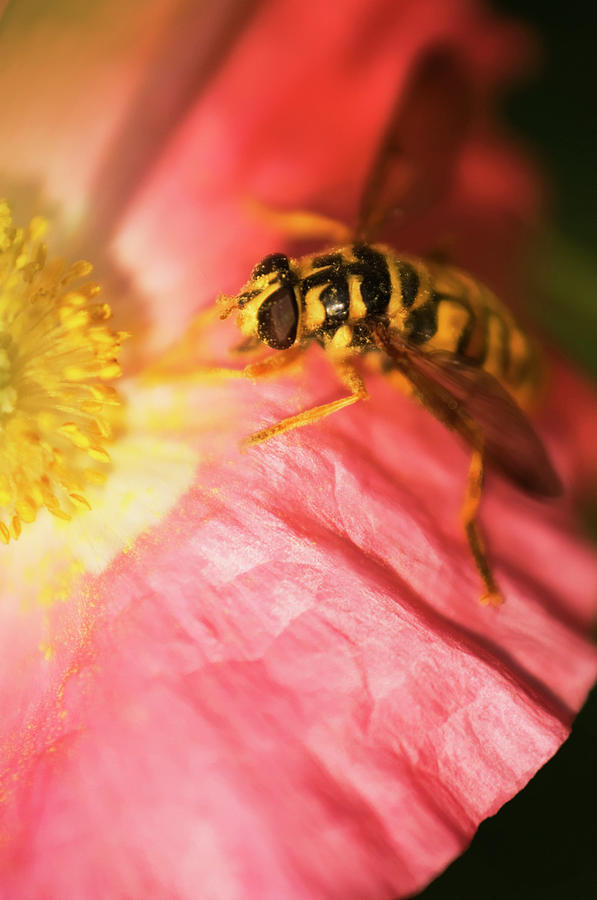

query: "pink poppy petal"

left=1, top=0, right=596, bottom=898
left=80, top=0, right=262, bottom=251
left=2, top=366, right=596, bottom=899
left=0, top=0, right=177, bottom=233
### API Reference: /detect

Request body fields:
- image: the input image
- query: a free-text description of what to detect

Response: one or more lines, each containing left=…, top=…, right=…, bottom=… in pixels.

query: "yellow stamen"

left=0, top=202, right=122, bottom=541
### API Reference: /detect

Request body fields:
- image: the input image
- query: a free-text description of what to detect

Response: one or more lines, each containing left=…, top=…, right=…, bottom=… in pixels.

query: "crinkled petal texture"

left=1, top=1, right=597, bottom=900
left=2, top=370, right=597, bottom=900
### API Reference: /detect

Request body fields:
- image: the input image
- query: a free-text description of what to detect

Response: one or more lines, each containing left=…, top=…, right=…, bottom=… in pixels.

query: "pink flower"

left=1, top=2, right=596, bottom=899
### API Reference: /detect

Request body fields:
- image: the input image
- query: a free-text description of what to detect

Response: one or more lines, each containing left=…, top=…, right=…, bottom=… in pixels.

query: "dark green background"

left=416, top=4, right=597, bottom=898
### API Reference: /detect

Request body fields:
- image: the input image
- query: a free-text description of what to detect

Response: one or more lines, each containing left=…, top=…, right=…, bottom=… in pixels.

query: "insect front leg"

left=174, top=347, right=304, bottom=383
left=245, top=360, right=368, bottom=446
left=461, top=446, right=504, bottom=607
left=241, top=346, right=303, bottom=380
left=230, top=336, right=262, bottom=355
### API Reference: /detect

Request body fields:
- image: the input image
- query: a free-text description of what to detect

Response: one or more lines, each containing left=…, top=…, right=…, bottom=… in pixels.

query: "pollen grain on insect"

left=0, top=201, right=124, bottom=542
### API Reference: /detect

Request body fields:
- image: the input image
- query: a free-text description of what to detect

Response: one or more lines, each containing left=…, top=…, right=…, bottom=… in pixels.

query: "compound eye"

left=252, top=253, right=291, bottom=278
left=257, top=287, right=299, bottom=349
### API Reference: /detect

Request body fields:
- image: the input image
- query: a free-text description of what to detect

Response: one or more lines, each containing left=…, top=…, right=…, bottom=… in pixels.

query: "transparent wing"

left=373, top=325, right=562, bottom=497
left=356, top=45, right=472, bottom=241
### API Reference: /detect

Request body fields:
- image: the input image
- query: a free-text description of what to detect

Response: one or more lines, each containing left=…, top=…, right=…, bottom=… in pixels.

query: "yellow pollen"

left=0, top=201, right=122, bottom=541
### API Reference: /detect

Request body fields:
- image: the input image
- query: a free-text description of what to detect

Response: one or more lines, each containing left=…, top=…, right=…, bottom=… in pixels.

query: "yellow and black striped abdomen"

left=384, top=251, right=539, bottom=408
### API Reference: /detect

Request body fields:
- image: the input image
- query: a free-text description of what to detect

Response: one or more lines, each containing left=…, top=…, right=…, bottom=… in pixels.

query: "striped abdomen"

left=383, top=251, right=538, bottom=403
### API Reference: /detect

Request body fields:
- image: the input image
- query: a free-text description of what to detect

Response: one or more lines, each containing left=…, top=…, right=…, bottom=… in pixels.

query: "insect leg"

left=230, top=336, right=262, bottom=355
left=245, top=198, right=353, bottom=244
left=245, top=362, right=368, bottom=446
left=143, top=344, right=301, bottom=385
left=192, top=347, right=304, bottom=382
left=242, top=347, right=303, bottom=379
left=461, top=447, right=504, bottom=607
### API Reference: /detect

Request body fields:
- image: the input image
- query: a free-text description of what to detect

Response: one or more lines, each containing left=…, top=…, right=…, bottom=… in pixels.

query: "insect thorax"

left=298, top=244, right=389, bottom=347
left=297, top=243, right=423, bottom=351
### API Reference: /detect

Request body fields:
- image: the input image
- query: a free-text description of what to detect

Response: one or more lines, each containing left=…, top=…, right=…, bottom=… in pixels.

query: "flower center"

left=0, top=202, right=124, bottom=543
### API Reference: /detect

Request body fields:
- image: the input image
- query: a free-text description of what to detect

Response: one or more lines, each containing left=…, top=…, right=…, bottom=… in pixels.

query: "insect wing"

left=356, top=46, right=472, bottom=240
left=374, top=327, right=562, bottom=497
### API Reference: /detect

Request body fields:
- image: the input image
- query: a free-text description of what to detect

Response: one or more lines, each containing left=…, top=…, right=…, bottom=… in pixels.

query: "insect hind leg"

left=245, top=198, right=352, bottom=244
left=461, top=447, right=504, bottom=607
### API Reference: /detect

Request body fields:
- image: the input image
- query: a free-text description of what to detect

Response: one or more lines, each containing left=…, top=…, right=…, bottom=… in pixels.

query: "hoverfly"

left=218, top=47, right=562, bottom=606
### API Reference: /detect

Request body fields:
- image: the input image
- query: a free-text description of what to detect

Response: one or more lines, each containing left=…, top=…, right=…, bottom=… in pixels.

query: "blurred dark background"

left=415, top=3, right=597, bottom=898
left=502, top=1, right=597, bottom=381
